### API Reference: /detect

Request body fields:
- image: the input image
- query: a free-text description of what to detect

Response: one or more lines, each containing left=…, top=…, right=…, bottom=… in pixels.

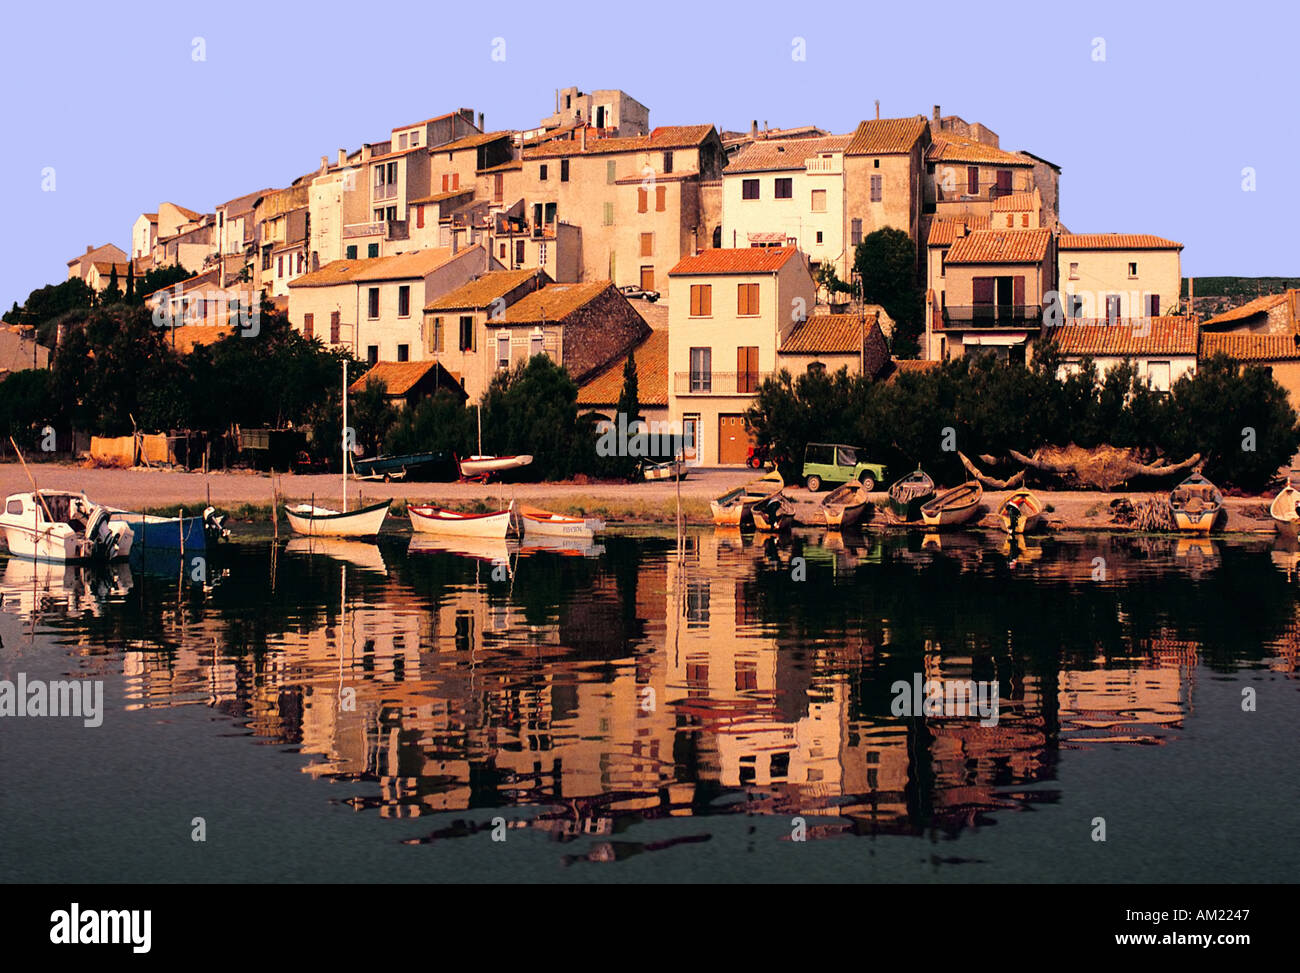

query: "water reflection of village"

left=2, top=528, right=1296, bottom=846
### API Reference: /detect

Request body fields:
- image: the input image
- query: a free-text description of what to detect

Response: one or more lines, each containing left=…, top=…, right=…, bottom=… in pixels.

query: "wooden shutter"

left=416, top=205, right=425, bottom=229
left=1013, top=276, right=1026, bottom=309
left=637, top=189, right=648, bottom=213
left=967, top=166, right=979, bottom=194
left=329, top=311, right=340, bottom=344
left=303, top=313, right=313, bottom=339
left=972, top=277, right=995, bottom=305
left=656, top=185, right=666, bottom=211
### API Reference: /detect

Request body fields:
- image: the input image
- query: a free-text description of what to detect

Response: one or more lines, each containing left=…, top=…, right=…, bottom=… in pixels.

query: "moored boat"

left=640, top=458, right=688, bottom=482
left=887, top=468, right=936, bottom=523
left=997, top=489, right=1043, bottom=535
left=515, top=504, right=605, bottom=539
left=408, top=499, right=514, bottom=538
left=710, top=470, right=784, bottom=527
left=109, top=509, right=220, bottom=551
left=751, top=494, right=795, bottom=533
left=920, top=481, right=984, bottom=528
left=0, top=491, right=134, bottom=562
left=821, top=482, right=871, bottom=529
left=1169, top=473, right=1223, bottom=533
left=1269, top=483, right=1300, bottom=538
left=285, top=498, right=392, bottom=538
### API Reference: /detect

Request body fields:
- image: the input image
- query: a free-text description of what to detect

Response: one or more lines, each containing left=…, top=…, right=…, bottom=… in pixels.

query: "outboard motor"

left=202, top=507, right=229, bottom=544
left=83, top=505, right=122, bottom=561
left=1007, top=503, right=1021, bottom=532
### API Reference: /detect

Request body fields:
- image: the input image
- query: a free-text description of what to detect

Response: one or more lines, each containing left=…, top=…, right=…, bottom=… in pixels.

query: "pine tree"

left=125, top=260, right=135, bottom=303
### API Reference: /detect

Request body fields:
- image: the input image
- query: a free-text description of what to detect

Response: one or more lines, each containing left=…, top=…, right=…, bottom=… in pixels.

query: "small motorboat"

left=640, top=458, right=688, bottom=482
left=711, top=470, right=784, bottom=527
left=1269, top=483, right=1300, bottom=539
left=408, top=500, right=514, bottom=538
left=997, top=489, right=1043, bottom=535
left=751, top=494, right=795, bottom=533
left=1169, top=473, right=1223, bottom=533
left=515, top=504, right=605, bottom=539
left=457, top=454, right=534, bottom=482
left=352, top=451, right=454, bottom=482
left=109, top=507, right=228, bottom=550
left=284, top=498, right=392, bottom=538
left=920, top=481, right=984, bottom=528
left=821, top=482, right=871, bottom=529
left=0, top=491, right=134, bottom=562
left=887, top=468, right=935, bottom=523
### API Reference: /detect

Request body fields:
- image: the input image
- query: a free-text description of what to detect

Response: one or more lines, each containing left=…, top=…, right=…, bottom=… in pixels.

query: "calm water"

left=1, top=527, right=1296, bottom=883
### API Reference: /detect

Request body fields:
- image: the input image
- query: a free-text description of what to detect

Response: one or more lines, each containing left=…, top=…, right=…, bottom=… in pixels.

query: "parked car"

left=619, top=285, right=660, bottom=303
left=800, top=443, right=887, bottom=492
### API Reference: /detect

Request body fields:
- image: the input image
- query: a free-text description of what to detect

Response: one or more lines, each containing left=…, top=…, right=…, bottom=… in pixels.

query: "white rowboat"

left=284, top=499, right=391, bottom=538
left=408, top=500, right=513, bottom=538
left=517, top=504, right=605, bottom=539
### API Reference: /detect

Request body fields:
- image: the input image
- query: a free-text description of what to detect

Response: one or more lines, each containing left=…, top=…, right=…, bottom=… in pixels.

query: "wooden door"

left=717, top=414, right=754, bottom=466
left=640, top=265, right=655, bottom=291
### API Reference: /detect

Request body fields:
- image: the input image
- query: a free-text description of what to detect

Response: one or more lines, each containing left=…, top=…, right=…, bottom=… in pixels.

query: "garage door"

left=717, top=414, right=754, bottom=466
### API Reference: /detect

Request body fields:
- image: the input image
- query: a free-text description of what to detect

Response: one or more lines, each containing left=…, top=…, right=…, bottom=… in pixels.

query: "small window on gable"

left=1129, top=262, right=1139, bottom=277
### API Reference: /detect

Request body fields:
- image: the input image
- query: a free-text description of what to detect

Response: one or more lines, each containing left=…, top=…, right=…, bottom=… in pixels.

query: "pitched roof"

left=991, top=190, right=1039, bottom=212
left=1058, top=233, right=1183, bottom=251
left=349, top=360, right=444, bottom=396
left=523, top=124, right=715, bottom=159
left=169, top=324, right=233, bottom=355
left=1200, top=331, right=1300, bottom=361
left=1044, top=317, right=1199, bottom=357
left=289, top=247, right=469, bottom=288
left=409, top=187, right=474, bottom=205
left=501, top=281, right=612, bottom=323
left=577, top=329, right=669, bottom=407
left=945, top=228, right=1051, bottom=264
left=477, top=159, right=523, bottom=174
left=725, top=134, right=852, bottom=173
left=1201, top=290, right=1296, bottom=327
left=433, top=130, right=513, bottom=153
left=926, top=136, right=1034, bottom=166
left=781, top=312, right=878, bottom=353
left=926, top=215, right=991, bottom=247
left=668, top=246, right=800, bottom=276
left=424, top=268, right=543, bottom=311
left=67, top=243, right=126, bottom=267
left=887, top=358, right=941, bottom=382
left=844, top=117, right=928, bottom=155
left=165, top=202, right=203, bottom=219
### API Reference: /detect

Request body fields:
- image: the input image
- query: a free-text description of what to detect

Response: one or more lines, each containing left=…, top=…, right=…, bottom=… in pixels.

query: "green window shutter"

left=603, top=202, right=613, bottom=225
left=606, top=160, right=616, bottom=184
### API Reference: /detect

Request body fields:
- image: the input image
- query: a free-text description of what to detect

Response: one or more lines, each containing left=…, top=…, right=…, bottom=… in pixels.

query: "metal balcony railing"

left=673, top=371, right=770, bottom=395
left=935, top=184, right=1024, bottom=203
left=941, top=305, right=1043, bottom=328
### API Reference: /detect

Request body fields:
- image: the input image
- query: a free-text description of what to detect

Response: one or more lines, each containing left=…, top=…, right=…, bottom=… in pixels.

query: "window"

left=737, top=346, right=759, bottom=393
left=1128, top=261, right=1139, bottom=277
left=410, top=131, right=419, bottom=147
left=277, top=255, right=283, bottom=278
left=497, top=332, right=511, bottom=369
left=515, top=240, right=525, bottom=265
left=603, top=202, right=614, bottom=225
left=261, top=246, right=272, bottom=271
left=640, top=232, right=654, bottom=257
left=606, top=160, right=616, bottom=184
left=367, top=243, right=379, bottom=259
left=499, top=243, right=507, bottom=259
left=398, top=133, right=407, bottom=150
left=330, top=311, right=340, bottom=344
left=459, top=315, right=474, bottom=351
left=689, top=284, right=712, bottom=317
left=539, top=163, right=548, bottom=181
left=346, top=245, right=357, bottom=260
left=1068, top=262, right=1080, bottom=280
left=1147, top=360, right=1171, bottom=392
left=810, top=189, right=826, bottom=212
left=303, top=313, right=314, bottom=339
left=851, top=218, right=862, bottom=246
left=967, top=166, right=979, bottom=194
left=689, top=347, right=712, bottom=392
left=6, top=499, right=23, bottom=515
left=560, top=159, right=570, bottom=182
left=297, top=252, right=304, bottom=274
left=737, top=283, right=759, bottom=316
left=397, top=343, right=409, bottom=362
left=774, top=177, right=793, bottom=199
left=873, top=159, right=880, bottom=169
left=1106, top=294, right=1122, bottom=322
left=431, top=316, right=444, bottom=352
left=664, top=151, right=674, bottom=173
left=655, top=185, right=666, bottom=212
left=367, top=287, right=380, bottom=319
left=398, top=285, right=410, bottom=317
left=637, top=188, right=648, bottom=213
left=870, top=174, right=882, bottom=202
left=742, top=179, right=759, bottom=200
left=530, top=330, right=544, bottom=356
left=367, top=345, right=378, bottom=365
left=815, top=231, right=823, bottom=244
left=940, top=249, right=947, bottom=277
left=1146, top=293, right=1161, bottom=316
left=1021, top=213, right=1029, bottom=227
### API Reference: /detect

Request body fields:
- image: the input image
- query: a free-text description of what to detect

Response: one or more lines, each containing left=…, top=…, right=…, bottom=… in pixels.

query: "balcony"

left=674, top=371, right=771, bottom=395
left=805, top=156, right=842, bottom=175
left=373, top=183, right=398, bottom=202
left=343, top=220, right=408, bottom=241
left=935, top=184, right=1023, bottom=203
left=941, top=305, right=1043, bottom=329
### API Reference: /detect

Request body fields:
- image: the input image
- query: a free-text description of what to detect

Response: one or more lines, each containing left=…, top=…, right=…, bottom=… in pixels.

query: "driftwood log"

left=958, top=451, right=1025, bottom=489
left=961, top=445, right=1202, bottom=491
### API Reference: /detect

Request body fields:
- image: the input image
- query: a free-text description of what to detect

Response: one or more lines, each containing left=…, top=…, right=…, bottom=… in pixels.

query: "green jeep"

left=801, top=443, right=887, bottom=492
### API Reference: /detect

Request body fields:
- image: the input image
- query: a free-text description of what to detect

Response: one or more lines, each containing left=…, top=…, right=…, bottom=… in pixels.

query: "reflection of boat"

left=407, top=534, right=511, bottom=564
left=751, top=494, right=795, bottom=532
left=1269, top=484, right=1300, bottom=538
left=821, top=482, right=871, bottom=529
left=920, top=481, right=983, bottom=528
left=0, top=491, right=134, bottom=561
left=1170, top=473, right=1223, bottom=533
left=641, top=458, right=688, bottom=482
left=409, top=500, right=513, bottom=538
left=516, top=504, right=605, bottom=539
left=887, top=468, right=935, bottom=522
left=1001, top=534, right=1043, bottom=561
left=352, top=451, right=453, bottom=482
left=285, top=498, right=392, bottom=538
left=520, top=537, right=607, bottom=557
left=0, top=557, right=133, bottom=617
left=997, top=490, right=1043, bottom=534
left=285, top=537, right=388, bottom=573
left=711, top=470, right=783, bottom=527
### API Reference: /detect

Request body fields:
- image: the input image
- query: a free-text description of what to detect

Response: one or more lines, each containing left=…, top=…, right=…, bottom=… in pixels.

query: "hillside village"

left=46, top=88, right=1300, bottom=467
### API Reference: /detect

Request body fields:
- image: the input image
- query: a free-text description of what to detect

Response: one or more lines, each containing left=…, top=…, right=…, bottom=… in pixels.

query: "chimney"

left=361, top=143, right=372, bottom=162
left=86, top=244, right=93, bottom=254
left=875, top=100, right=880, bottom=120
left=580, top=126, right=587, bottom=151
left=763, top=120, right=768, bottom=134
left=750, top=120, right=758, bottom=139
left=337, top=148, right=346, bottom=167
left=478, top=111, right=485, bottom=131
left=933, top=105, right=941, bottom=124
left=320, top=155, right=329, bottom=174
left=555, top=89, right=559, bottom=114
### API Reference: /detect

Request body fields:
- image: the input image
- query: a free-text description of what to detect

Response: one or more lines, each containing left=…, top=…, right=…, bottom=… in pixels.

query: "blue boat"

left=109, top=511, right=218, bottom=551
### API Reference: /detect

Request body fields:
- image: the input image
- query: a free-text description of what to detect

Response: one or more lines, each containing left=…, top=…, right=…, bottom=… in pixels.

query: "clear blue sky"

left=1, top=0, right=1294, bottom=308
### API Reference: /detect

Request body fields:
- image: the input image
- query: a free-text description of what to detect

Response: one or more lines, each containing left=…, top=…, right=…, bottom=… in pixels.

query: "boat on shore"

left=457, top=454, right=534, bottom=481
left=1270, top=483, right=1300, bottom=538
left=0, top=490, right=134, bottom=562
left=711, top=470, right=784, bottom=527
left=751, top=494, right=795, bottom=532
left=821, top=482, right=871, bottom=529
left=352, top=451, right=453, bottom=482
left=1170, top=473, right=1223, bottom=533
left=997, top=489, right=1043, bottom=535
left=640, top=458, right=688, bottom=482
left=887, top=468, right=935, bottom=523
left=920, top=481, right=984, bottom=528
left=515, top=504, right=605, bottom=539
left=408, top=500, right=514, bottom=538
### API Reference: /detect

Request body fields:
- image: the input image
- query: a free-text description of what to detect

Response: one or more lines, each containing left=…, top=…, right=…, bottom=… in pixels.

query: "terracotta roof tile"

left=991, top=189, right=1039, bottom=212
left=431, top=130, right=512, bottom=153
left=726, top=134, right=853, bottom=173
left=926, top=215, right=991, bottom=247
left=409, top=187, right=475, bottom=205
left=945, top=228, right=1051, bottom=264
left=1202, top=290, right=1295, bottom=327
left=844, top=117, right=928, bottom=155
left=349, top=360, right=446, bottom=396
left=577, top=329, right=669, bottom=407
left=524, top=124, right=715, bottom=160
left=781, top=312, right=879, bottom=353
left=1200, top=331, right=1300, bottom=361
left=477, top=159, right=523, bottom=174
left=502, top=281, right=613, bottom=324
left=668, top=246, right=800, bottom=276
left=1043, top=317, right=1199, bottom=357
left=290, top=247, right=472, bottom=288
left=1058, top=233, right=1183, bottom=250
left=926, top=136, right=1033, bottom=166
left=424, top=268, right=544, bottom=311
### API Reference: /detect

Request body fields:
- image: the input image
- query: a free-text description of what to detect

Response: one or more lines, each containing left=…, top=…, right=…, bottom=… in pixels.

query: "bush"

left=480, top=355, right=596, bottom=480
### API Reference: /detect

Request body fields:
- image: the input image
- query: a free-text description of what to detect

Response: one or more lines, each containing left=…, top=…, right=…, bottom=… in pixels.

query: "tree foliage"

left=852, top=228, right=924, bottom=359
left=480, top=354, right=596, bottom=480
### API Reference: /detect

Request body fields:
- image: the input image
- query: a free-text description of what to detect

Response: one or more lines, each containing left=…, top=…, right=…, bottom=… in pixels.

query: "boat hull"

left=353, top=452, right=453, bottom=482
left=111, top=514, right=207, bottom=551
left=920, top=482, right=984, bottom=528
left=518, top=506, right=604, bottom=539
left=642, top=460, right=688, bottom=482
left=1270, top=485, right=1300, bottom=537
left=997, top=491, right=1043, bottom=535
left=458, top=455, right=534, bottom=479
left=821, top=484, right=871, bottom=529
left=284, top=499, right=391, bottom=538
left=409, top=503, right=512, bottom=538
left=1172, top=510, right=1218, bottom=533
